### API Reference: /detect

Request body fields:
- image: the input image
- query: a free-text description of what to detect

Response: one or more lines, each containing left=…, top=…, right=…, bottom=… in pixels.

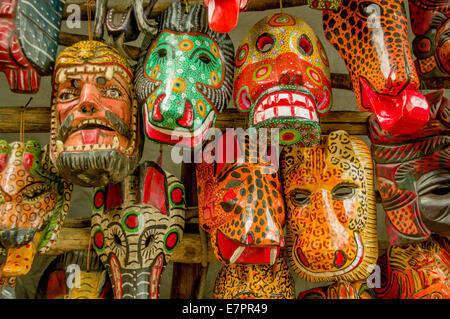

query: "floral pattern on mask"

left=280, top=130, right=378, bottom=282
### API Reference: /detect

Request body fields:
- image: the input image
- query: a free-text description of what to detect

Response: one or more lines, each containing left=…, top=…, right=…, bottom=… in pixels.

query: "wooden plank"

left=62, top=0, right=308, bottom=20
left=0, top=107, right=372, bottom=134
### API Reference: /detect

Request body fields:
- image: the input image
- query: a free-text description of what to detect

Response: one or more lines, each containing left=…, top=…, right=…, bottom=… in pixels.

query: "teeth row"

left=260, top=93, right=308, bottom=108
left=56, top=64, right=131, bottom=84
left=229, top=246, right=279, bottom=266
left=54, top=138, right=134, bottom=155
left=255, top=106, right=318, bottom=123
left=75, top=118, right=112, bottom=130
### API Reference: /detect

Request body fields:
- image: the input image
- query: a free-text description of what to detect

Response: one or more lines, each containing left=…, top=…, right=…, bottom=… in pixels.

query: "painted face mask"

left=135, top=2, right=235, bottom=148
left=233, top=13, right=332, bottom=147
left=50, top=40, right=143, bottom=187
left=213, top=257, right=295, bottom=299
left=297, top=280, right=375, bottom=299
left=368, top=90, right=450, bottom=246
left=280, top=130, right=378, bottom=282
left=197, top=130, right=285, bottom=265
left=36, top=250, right=112, bottom=299
left=0, top=0, right=63, bottom=93
left=409, top=0, right=450, bottom=78
left=91, top=161, right=186, bottom=299
left=374, top=236, right=450, bottom=299
left=323, top=0, right=430, bottom=135
left=0, top=141, right=72, bottom=277
left=204, top=0, right=250, bottom=33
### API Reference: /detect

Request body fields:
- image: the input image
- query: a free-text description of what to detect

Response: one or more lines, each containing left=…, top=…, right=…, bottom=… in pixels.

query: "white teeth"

left=76, top=145, right=83, bottom=151
left=66, top=145, right=75, bottom=151
left=56, top=140, right=64, bottom=154
left=113, top=136, right=119, bottom=149
left=278, top=106, right=291, bottom=117
left=92, top=144, right=100, bottom=151
left=279, top=93, right=289, bottom=102
left=255, top=112, right=264, bottom=124
left=294, top=107, right=308, bottom=118
left=293, top=94, right=306, bottom=104
left=264, top=108, right=275, bottom=120
left=270, top=248, right=278, bottom=266
left=229, top=246, right=245, bottom=264
left=84, top=144, right=92, bottom=151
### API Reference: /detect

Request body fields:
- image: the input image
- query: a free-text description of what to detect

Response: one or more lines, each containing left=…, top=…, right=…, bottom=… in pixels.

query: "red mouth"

left=360, top=77, right=430, bottom=134
left=253, top=91, right=318, bottom=126
left=216, top=230, right=282, bottom=265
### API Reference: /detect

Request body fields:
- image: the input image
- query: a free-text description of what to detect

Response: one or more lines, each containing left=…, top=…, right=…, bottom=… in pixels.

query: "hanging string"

left=86, top=0, right=95, bottom=41
left=183, top=0, right=189, bottom=14
left=20, top=98, right=33, bottom=145
left=280, top=0, right=283, bottom=13
left=86, top=233, right=93, bottom=272
left=156, top=144, right=163, bottom=167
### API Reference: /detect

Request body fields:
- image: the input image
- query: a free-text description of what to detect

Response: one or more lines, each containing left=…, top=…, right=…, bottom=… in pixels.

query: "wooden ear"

left=142, top=163, right=168, bottom=215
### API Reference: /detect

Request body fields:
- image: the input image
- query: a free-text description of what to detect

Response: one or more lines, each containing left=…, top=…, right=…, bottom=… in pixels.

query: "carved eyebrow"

left=189, top=47, right=216, bottom=60
left=153, top=42, right=175, bottom=58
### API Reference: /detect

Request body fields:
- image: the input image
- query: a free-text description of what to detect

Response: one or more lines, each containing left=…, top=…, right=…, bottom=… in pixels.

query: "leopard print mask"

left=280, top=130, right=378, bottom=282
left=197, top=130, right=285, bottom=265
left=0, top=140, right=72, bottom=277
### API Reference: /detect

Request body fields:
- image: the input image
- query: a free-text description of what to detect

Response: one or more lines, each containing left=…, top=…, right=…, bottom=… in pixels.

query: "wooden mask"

left=135, top=2, right=235, bottom=148
left=368, top=90, right=450, bottom=246
left=36, top=250, right=113, bottom=299
left=50, top=41, right=143, bottom=187
left=213, top=257, right=295, bottom=299
left=374, top=236, right=450, bottom=299
left=0, top=141, right=72, bottom=277
left=280, top=131, right=378, bottom=282
left=196, top=130, right=285, bottom=265
left=91, top=162, right=186, bottom=299
left=323, top=0, right=430, bottom=135
left=297, top=280, right=375, bottom=299
left=0, top=0, right=63, bottom=93
left=233, top=13, right=332, bottom=147
left=409, top=0, right=450, bottom=78
left=204, top=0, right=250, bottom=33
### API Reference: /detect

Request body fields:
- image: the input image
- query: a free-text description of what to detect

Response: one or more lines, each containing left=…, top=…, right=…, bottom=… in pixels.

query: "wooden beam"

left=62, top=0, right=308, bottom=20
left=0, top=107, right=372, bottom=134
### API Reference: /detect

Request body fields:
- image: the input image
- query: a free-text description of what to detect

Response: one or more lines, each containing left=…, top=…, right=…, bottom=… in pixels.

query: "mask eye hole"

left=145, top=234, right=155, bottom=248
left=114, top=234, right=123, bottom=246
left=291, top=190, right=311, bottom=207
left=297, top=35, right=313, bottom=56
left=157, top=48, right=167, bottom=58
left=256, top=33, right=275, bottom=53
left=198, top=53, right=212, bottom=65
left=332, top=183, right=357, bottom=200
left=358, top=1, right=383, bottom=18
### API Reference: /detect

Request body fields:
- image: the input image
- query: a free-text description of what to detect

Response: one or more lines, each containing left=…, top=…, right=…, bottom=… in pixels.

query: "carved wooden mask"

left=368, top=90, right=450, bottom=246
left=213, top=257, right=295, bottom=299
left=50, top=40, right=143, bottom=187
left=91, top=162, right=185, bottom=299
left=280, top=131, right=378, bottom=282
left=0, top=0, right=63, bottom=93
left=0, top=141, right=72, bottom=277
left=233, top=13, right=332, bottom=147
left=196, top=130, right=285, bottom=265
left=135, top=2, right=235, bottom=148
left=323, top=0, right=430, bottom=135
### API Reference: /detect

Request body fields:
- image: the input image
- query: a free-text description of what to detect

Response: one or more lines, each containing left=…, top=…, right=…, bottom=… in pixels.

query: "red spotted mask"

left=197, top=130, right=285, bottom=265
left=233, top=13, right=332, bottom=147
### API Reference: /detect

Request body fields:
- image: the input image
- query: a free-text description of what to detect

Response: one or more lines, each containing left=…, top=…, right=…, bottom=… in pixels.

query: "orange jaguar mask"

left=197, top=130, right=285, bottom=265
left=280, top=130, right=378, bottom=282
left=213, top=257, right=295, bottom=299
left=0, top=140, right=72, bottom=277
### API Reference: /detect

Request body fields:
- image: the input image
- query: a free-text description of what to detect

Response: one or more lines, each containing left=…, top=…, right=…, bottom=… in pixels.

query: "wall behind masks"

left=0, top=0, right=447, bottom=298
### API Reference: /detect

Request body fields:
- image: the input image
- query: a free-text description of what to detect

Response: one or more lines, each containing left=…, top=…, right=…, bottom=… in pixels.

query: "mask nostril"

left=279, top=74, right=290, bottom=86
left=293, top=75, right=303, bottom=86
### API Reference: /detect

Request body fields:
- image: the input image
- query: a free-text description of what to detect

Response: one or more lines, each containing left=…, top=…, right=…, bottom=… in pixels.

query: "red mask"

left=323, top=0, right=430, bottom=135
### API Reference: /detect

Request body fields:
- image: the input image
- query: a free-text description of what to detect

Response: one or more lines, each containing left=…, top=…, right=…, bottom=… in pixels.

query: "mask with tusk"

left=0, top=141, right=72, bottom=277
left=135, top=2, right=235, bottom=148
left=196, top=130, right=285, bottom=265
left=50, top=41, right=143, bottom=187
left=91, top=161, right=185, bottom=299
left=280, top=130, right=378, bottom=282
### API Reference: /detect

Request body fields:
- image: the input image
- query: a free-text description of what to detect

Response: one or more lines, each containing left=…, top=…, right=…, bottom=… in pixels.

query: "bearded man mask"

left=280, top=130, right=378, bottom=282
left=369, top=90, right=450, bottom=246
left=0, top=140, right=72, bottom=277
left=91, top=161, right=186, bottom=299
left=233, top=13, right=332, bottom=147
left=135, top=2, right=235, bottom=148
left=50, top=41, right=143, bottom=187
